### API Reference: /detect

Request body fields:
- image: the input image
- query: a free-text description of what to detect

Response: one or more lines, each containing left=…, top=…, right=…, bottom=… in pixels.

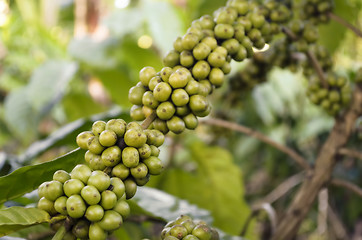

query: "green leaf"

left=16, top=107, right=129, bottom=165
left=27, top=60, right=78, bottom=114
left=132, top=187, right=212, bottom=223
left=142, top=0, right=184, bottom=54
left=0, top=207, right=50, bottom=237
left=319, top=1, right=359, bottom=52
left=0, top=148, right=84, bottom=204
left=103, top=8, right=144, bottom=38
left=156, top=140, right=253, bottom=236
left=68, top=37, right=118, bottom=69
left=4, top=87, right=38, bottom=143
left=132, top=187, right=245, bottom=240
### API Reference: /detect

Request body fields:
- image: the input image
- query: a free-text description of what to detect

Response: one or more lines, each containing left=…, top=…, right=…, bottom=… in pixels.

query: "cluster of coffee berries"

left=38, top=166, right=129, bottom=239
left=37, top=119, right=164, bottom=239
left=128, top=0, right=288, bottom=135
left=300, top=0, right=333, bottom=23
left=76, top=119, right=164, bottom=186
left=161, top=215, right=219, bottom=240
left=306, top=74, right=351, bottom=115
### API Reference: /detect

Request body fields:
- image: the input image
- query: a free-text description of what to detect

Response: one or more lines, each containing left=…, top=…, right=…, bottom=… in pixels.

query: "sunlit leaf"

left=0, top=149, right=84, bottom=204
left=0, top=207, right=50, bottom=237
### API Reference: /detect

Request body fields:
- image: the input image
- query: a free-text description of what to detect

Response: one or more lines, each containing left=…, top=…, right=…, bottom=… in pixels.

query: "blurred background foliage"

left=0, top=0, right=361, bottom=239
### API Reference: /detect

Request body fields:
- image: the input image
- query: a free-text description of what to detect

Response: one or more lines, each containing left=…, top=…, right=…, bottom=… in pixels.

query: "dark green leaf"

left=155, top=140, right=253, bottom=236
left=0, top=149, right=84, bottom=204
left=0, top=207, right=50, bottom=237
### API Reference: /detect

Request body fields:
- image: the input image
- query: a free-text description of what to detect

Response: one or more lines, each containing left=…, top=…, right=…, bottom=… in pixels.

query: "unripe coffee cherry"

left=122, top=147, right=140, bottom=168
left=54, top=196, right=68, bottom=215
left=143, top=156, right=163, bottom=175
left=53, top=170, right=70, bottom=184
left=101, top=145, right=122, bottom=167
left=81, top=185, right=101, bottom=205
left=76, top=131, right=94, bottom=149
left=124, top=179, right=137, bottom=199
left=87, top=170, right=111, bottom=192
left=63, top=179, right=84, bottom=197
left=92, top=120, right=106, bottom=136
left=66, top=195, right=86, bottom=218
left=99, top=130, right=117, bottom=147
left=98, top=210, right=123, bottom=231
left=106, top=119, right=127, bottom=137
left=100, top=190, right=117, bottom=210
left=72, top=220, right=89, bottom=239
left=43, top=180, right=64, bottom=201
left=85, top=205, right=104, bottom=222
left=89, top=223, right=107, bottom=240
left=112, top=163, right=130, bottom=180
left=124, top=129, right=147, bottom=148
left=37, top=197, right=57, bottom=215
left=110, top=177, right=125, bottom=198
left=71, top=164, right=92, bottom=184
left=113, top=199, right=130, bottom=219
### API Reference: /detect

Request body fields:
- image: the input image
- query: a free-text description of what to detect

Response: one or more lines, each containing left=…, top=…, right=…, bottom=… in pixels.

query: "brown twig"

left=272, top=85, right=362, bottom=240
left=282, top=26, right=328, bottom=88
left=255, top=172, right=305, bottom=205
left=240, top=203, right=277, bottom=237
left=331, top=178, right=362, bottom=198
left=338, top=148, right=362, bottom=160
left=199, top=118, right=311, bottom=170
left=317, top=188, right=328, bottom=235
left=328, top=204, right=349, bottom=240
left=328, top=12, right=362, bottom=38
left=141, top=111, right=157, bottom=130
left=306, top=49, right=328, bottom=88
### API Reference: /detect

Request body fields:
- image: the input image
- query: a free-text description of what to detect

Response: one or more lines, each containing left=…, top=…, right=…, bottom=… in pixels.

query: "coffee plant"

left=0, top=0, right=361, bottom=240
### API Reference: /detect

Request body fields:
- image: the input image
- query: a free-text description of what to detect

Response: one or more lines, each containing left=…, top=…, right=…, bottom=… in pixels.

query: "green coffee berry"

left=113, top=199, right=130, bottom=219
left=76, top=131, right=94, bottom=150
left=128, top=85, right=147, bottom=106
left=169, top=68, right=192, bottom=89
left=99, top=210, right=123, bottom=231
left=101, top=190, right=117, bottom=210
left=106, top=119, right=127, bottom=138
left=164, top=50, right=180, bottom=67
left=71, top=164, right=92, bottom=184
left=183, top=113, right=198, bottom=130
left=85, top=205, right=104, bottom=222
left=72, top=220, right=89, bottom=239
left=167, top=116, right=186, bottom=134
left=53, top=170, right=70, bottom=184
left=99, top=130, right=117, bottom=147
left=150, top=145, right=160, bottom=157
left=81, top=185, right=101, bottom=205
left=110, top=177, right=125, bottom=198
left=112, top=163, right=130, bottom=180
left=140, top=66, right=157, bottom=87
left=38, top=197, right=57, bottom=215
left=66, top=195, right=86, bottom=218
left=189, top=95, right=209, bottom=113
left=130, top=163, right=149, bottom=179
left=54, top=196, right=68, bottom=215
left=87, top=170, right=111, bottom=192
left=122, top=147, right=140, bottom=168
left=42, top=180, right=64, bottom=201
left=172, top=89, right=190, bottom=107
left=89, top=223, right=107, bottom=240
left=143, top=156, right=163, bottom=175
left=101, top=145, right=122, bottom=167
left=87, top=136, right=105, bottom=155
left=192, top=60, right=211, bottom=80
left=124, top=178, right=138, bottom=199
left=63, top=179, right=85, bottom=197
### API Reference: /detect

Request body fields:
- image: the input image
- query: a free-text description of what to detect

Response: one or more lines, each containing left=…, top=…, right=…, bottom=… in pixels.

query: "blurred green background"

left=0, top=0, right=361, bottom=239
